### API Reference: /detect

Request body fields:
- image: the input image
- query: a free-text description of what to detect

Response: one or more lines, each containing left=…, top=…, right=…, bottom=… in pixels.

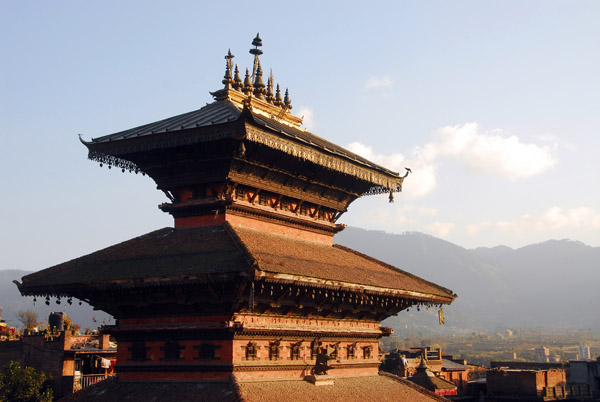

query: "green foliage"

left=0, top=361, right=53, bottom=402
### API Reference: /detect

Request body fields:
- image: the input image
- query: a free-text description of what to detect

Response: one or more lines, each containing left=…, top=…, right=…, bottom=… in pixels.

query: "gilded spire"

left=266, top=69, right=274, bottom=103
left=243, top=68, right=253, bottom=95
left=249, top=33, right=263, bottom=82
left=233, top=65, right=243, bottom=91
left=253, top=61, right=266, bottom=99
left=284, top=88, right=292, bottom=110
left=222, top=49, right=235, bottom=87
left=274, top=83, right=283, bottom=107
left=225, top=49, right=235, bottom=70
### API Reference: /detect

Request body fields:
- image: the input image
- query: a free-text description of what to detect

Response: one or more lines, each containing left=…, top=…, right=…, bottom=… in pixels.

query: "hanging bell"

left=389, top=189, right=394, bottom=203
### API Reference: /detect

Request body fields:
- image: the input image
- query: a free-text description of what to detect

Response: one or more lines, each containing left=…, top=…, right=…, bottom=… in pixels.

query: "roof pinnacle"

left=266, top=69, right=274, bottom=103
left=284, top=88, right=292, bottom=110
left=243, top=68, right=253, bottom=95
left=253, top=61, right=266, bottom=99
left=233, top=65, right=243, bottom=91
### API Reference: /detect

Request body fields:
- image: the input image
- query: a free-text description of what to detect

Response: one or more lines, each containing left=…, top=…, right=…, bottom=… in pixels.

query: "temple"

left=16, top=35, right=456, bottom=401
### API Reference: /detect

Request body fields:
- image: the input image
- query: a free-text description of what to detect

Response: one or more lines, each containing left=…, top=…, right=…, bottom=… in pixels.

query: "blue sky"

left=1, top=1, right=599, bottom=271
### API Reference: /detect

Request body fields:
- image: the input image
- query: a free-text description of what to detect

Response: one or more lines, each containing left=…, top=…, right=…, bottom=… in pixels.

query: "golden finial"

left=225, top=49, right=235, bottom=70
left=253, top=61, right=266, bottom=99
left=266, top=69, right=274, bottom=103
left=274, top=83, right=283, bottom=107
left=249, top=33, right=263, bottom=82
left=233, top=65, right=243, bottom=91
left=243, top=68, right=253, bottom=95
left=284, top=88, right=292, bottom=110
left=222, top=62, right=233, bottom=86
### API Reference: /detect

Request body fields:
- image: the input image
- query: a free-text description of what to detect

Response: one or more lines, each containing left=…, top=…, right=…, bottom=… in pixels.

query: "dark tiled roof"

left=238, top=374, right=448, bottom=402
left=59, top=374, right=447, bottom=402
left=58, top=378, right=238, bottom=402
left=19, top=224, right=454, bottom=302
left=86, top=100, right=398, bottom=176
left=234, top=227, right=454, bottom=300
left=90, top=101, right=241, bottom=142
left=442, top=358, right=471, bottom=370
left=20, top=226, right=250, bottom=289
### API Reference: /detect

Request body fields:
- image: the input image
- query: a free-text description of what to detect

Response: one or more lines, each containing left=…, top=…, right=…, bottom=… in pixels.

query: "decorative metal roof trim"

left=244, top=125, right=404, bottom=190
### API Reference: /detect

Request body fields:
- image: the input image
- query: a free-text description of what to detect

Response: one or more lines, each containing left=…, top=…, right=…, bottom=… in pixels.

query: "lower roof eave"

left=257, top=271, right=456, bottom=305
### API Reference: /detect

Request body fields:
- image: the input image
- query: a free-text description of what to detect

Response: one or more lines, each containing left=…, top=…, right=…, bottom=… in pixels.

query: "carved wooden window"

left=290, top=342, right=302, bottom=360
left=346, top=343, right=357, bottom=359
left=363, top=345, right=372, bottom=359
left=328, top=343, right=339, bottom=359
left=161, top=340, right=183, bottom=361
left=236, top=188, right=246, bottom=201
left=258, top=193, right=268, bottom=206
left=130, top=341, right=148, bottom=361
left=269, top=340, right=280, bottom=361
left=245, top=342, right=257, bottom=360
left=279, top=199, right=289, bottom=211
left=194, top=343, right=216, bottom=360
left=299, top=204, right=307, bottom=216
left=310, top=339, right=321, bottom=359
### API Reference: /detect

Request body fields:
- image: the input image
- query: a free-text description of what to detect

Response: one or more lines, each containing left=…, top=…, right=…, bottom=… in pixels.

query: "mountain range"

left=1, top=228, right=598, bottom=334
left=335, top=228, right=600, bottom=334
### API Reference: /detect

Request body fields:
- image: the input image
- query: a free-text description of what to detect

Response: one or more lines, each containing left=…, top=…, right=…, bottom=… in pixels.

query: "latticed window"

left=346, top=343, right=356, bottom=359
left=269, top=341, right=280, bottom=360
left=363, top=345, right=372, bottom=359
left=258, top=192, right=268, bottom=206
left=290, top=342, right=302, bottom=360
left=236, top=187, right=246, bottom=201
left=328, top=343, right=339, bottom=359
left=311, top=339, right=321, bottom=359
left=245, top=342, right=257, bottom=360
left=162, top=340, right=183, bottom=361
left=130, top=341, right=148, bottom=361
left=195, top=343, right=215, bottom=360
left=299, top=204, right=308, bottom=216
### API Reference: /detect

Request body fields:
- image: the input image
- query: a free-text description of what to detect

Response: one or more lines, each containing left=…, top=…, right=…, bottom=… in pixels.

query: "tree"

left=0, top=361, right=53, bottom=402
left=16, top=310, right=38, bottom=331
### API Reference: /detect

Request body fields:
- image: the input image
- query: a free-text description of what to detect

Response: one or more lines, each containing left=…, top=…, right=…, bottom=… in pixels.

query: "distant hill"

left=0, top=270, right=112, bottom=330
left=334, top=228, right=600, bottom=334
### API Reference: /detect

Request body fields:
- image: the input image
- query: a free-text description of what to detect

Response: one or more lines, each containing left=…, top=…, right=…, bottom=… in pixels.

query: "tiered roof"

left=18, top=223, right=455, bottom=305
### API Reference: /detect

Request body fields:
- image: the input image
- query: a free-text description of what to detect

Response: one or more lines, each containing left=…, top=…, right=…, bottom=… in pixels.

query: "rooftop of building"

left=58, top=373, right=450, bottom=402
left=18, top=223, right=455, bottom=304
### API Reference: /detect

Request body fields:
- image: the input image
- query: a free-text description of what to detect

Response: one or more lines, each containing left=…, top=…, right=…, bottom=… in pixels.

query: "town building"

left=15, top=35, right=456, bottom=401
left=382, top=347, right=486, bottom=396
left=578, top=344, right=592, bottom=360
left=0, top=320, right=116, bottom=398
left=407, top=358, right=457, bottom=397
left=569, top=358, right=600, bottom=399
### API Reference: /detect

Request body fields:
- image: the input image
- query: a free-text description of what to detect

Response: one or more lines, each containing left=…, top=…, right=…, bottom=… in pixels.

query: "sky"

left=1, top=1, right=599, bottom=272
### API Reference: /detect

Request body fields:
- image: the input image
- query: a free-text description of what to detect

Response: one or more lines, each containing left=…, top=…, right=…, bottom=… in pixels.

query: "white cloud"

left=365, top=76, right=392, bottom=89
left=346, top=142, right=437, bottom=199
left=346, top=122, right=556, bottom=199
left=497, top=206, right=600, bottom=232
left=298, top=106, right=315, bottom=130
left=425, top=221, right=455, bottom=237
left=433, top=123, right=556, bottom=180
left=466, top=221, right=492, bottom=235
left=418, top=207, right=438, bottom=217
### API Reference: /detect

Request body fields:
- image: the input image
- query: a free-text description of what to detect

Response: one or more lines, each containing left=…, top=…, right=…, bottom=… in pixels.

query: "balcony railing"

left=73, top=374, right=107, bottom=392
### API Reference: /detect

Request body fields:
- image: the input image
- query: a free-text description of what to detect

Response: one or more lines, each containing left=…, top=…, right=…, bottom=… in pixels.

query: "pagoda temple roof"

left=83, top=99, right=399, bottom=179
left=59, top=374, right=449, bottom=402
left=17, top=223, right=455, bottom=304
